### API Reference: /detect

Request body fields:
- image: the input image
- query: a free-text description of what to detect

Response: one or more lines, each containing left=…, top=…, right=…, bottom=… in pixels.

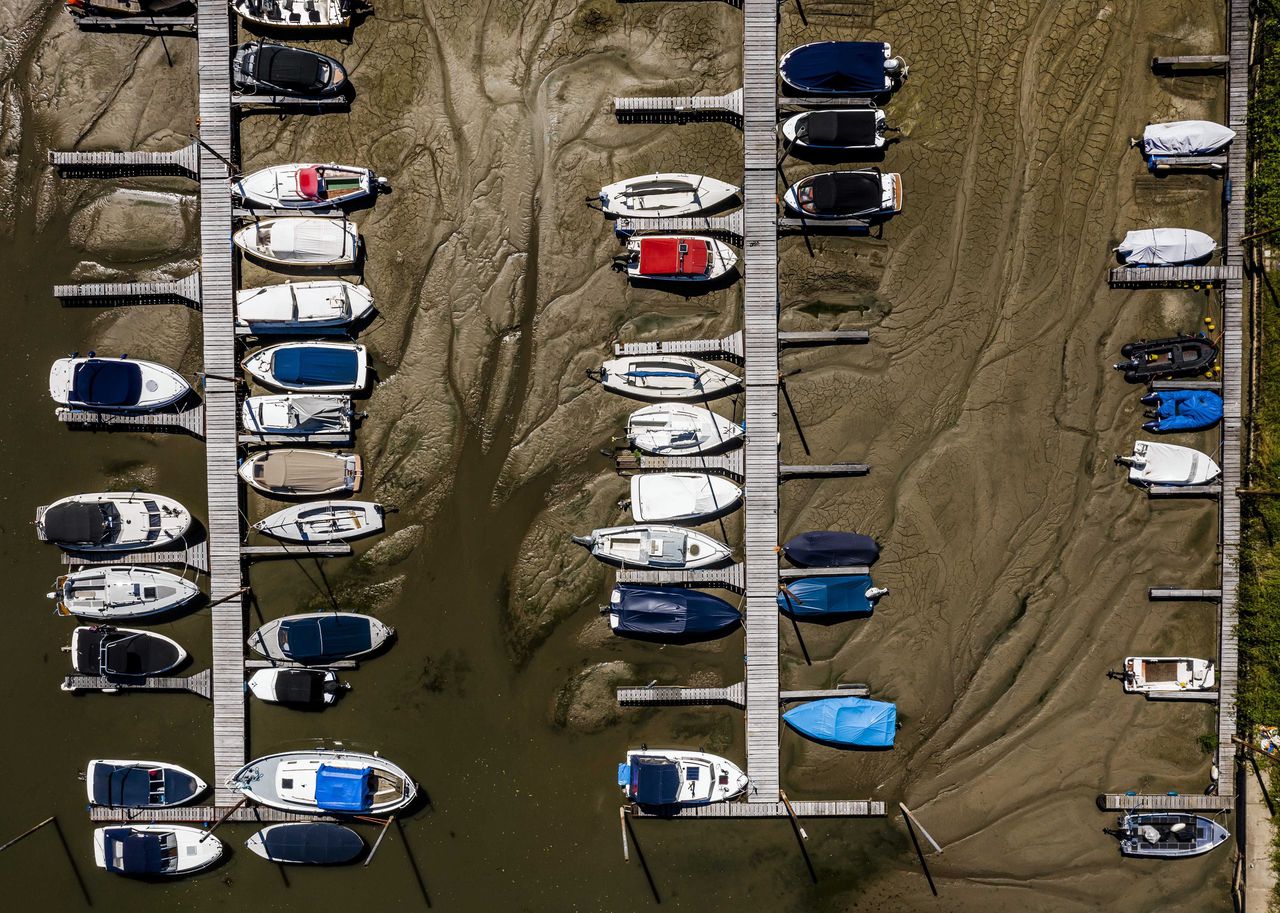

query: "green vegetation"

left=1251, top=7, right=1280, bottom=231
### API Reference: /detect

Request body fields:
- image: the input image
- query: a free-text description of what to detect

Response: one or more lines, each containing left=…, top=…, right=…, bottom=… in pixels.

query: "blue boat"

left=1140, top=389, right=1223, bottom=432
left=242, top=341, right=368, bottom=392
left=783, top=697, right=897, bottom=748
left=777, top=575, right=877, bottom=619
left=608, top=585, right=741, bottom=641
left=779, top=41, right=894, bottom=96
left=86, top=760, right=207, bottom=809
left=249, top=612, right=395, bottom=664
left=245, top=822, right=365, bottom=865
left=782, top=530, right=880, bottom=567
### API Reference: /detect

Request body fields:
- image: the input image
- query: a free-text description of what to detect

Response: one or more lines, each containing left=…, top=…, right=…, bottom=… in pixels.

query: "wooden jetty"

left=54, top=273, right=201, bottom=306
left=629, top=799, right=885, bottom=818
left=777, top=216, right=872, bottom=233
left=617, top=681, right=871, bottom=709
left=615, top=450, right=745, bottom=479
left=1098, top=793, right=1232, bottom=812
left=1146, top=690, right=1219, bottom=702
left=233, top=93, right=349, bottom=110
left=613, top=210, right=743, bottom=240
left=48, top=143, right=199, bottom=179
left=88, top=805, right=335, bottom=824
left=779, top=565, right=869, bottom=579
left=241, top=543, right=354, bottom=560
left=1147, top=483, right=1222, bottom=498
left=61, top=669, right=211, bottom=698
left=1108, top=265, right=1239, bottom=288
left=613, top=331, right=744, bottom=362
left=1148, top=154, right=1228, bottom=172
left=1149, top=587, right=1222, bottom=601
left=1151, top=55, right=1229, bottom=73
left=56, top=405, right=205, bottom=437
left=616, top=563, right=746, bottom=592
left=613, top=88, right=743, bottom=124
left=1149, top=379, right=1222, bottom=391
left=71, top=13, right=196, bottom=32
left=60, top=540, right=209, bottom=574
left=240, top=430, right=354, bottom=445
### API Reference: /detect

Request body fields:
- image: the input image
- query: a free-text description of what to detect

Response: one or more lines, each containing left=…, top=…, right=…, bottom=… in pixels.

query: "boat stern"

left=48, top=358, right=75, bottom=405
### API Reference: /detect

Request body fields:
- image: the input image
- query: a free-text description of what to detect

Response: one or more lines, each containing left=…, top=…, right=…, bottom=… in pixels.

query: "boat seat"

left=289, top=11, right=302, bottom=21
left=308, top=8, right=320, bottom=21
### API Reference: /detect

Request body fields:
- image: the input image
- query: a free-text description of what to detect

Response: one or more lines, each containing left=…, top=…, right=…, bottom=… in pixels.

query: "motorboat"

left=233, top=41, right=347, bottom=97
left=1114, top=335, right=1218, bottom=382
left=86, top=760, right=207, bottom=808
left=598, top=173, right=739, bottom=218
left=65, top=0, right=191, bottom=16
left=233, top=164, right=384, bottom=211
left=49, top=356, right=190, bottom=412
left=783, top=697, right=897, bottom=748
left=572, top=524, right=732, bottom=569
left=50, top=566, right=200, bottom=620
left=37, top=492, right=191, bottom=552
left=1106, top=814, right=1229, bottom=857
left=1115, top=228, right=1216, bottom=266
left=248, top=668, right=346, bottom=707
left=607, top=585, right=741, bottom=641
left=241, top=341, right=368, bottom=392
left=1141, top=390, right=1223, bottom=433
left=1121, top=656, right=1215, bottom=693
left=241, top=394, right=354, bottom=437
left=783, top=169, right=903, bottom=219
left=626, top=404, right=743, bottom=455
left=245, top=823, right=364, bottom=865
left=69, top=626, right=187, bottom=678
left=778, top=575, right=885, bottom=619
left=779, top=41, right=905, bottom=95
left=252, top=500, right=384, bottom=542
left=1140, top=121, right=1235, bottom=160
left=231, top=0, right=352, bottom=29
left=239, top=450, right=362, bottom=497
left=233, top=218, right=359, bottom=269
left=618, top=750, right=749, bottom=808
left=248, top=612, right=394, bottom=664
left=227, top=749, right=417, bottom=815
left=781, top=530, right=880, bottom=567
left=94, top=825, right=223, bottom=877
left=629, top=472, right=742, bottom=524
left=596, top=355, right=741, bottom=402
left=1117, top=440, right=1221, bottom=487
left=235, top=280, right=374, bottom=334
left=620, top=236, right=738, bottom=282
left=780, top=108, right=889, bottom=151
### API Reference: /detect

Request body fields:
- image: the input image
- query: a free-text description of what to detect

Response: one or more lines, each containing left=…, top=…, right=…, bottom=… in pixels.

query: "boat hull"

left=630, top=473, right=742, bottom=524
left=235, top=280, right=374, bottom=333
left=86, top=760, right=208, bottom=808
left=37, top=492, right=192, bottom=552
left=227, top=750, right=417, bottom=815
left=239, top=450, right=362, bottom=497
left=575, top=524, right=732, bottom=569
left=49, top=357, right=190, bottom=412
left=252, top=500, right=384, bottom=542
left=231, top=0, right=351, bottom=29
left=626, top=404, right=743, bottom=455
left=599, top=173, right=739, bottom=218
left=779, top=109, right=887, bottom=150
left=241, top=342, right=369, bottom=393
left=624, top=236, right=738, bottom=282
left=245, top=823, right=364, bottom=864
left=232, top=42, right=346, bottom=97
left=94, top=825, right=223, bottom=877
left=233, top=164, right=374, bottom=211
left=248, top=612, right=394, bottom=663
left=600, top=356, right=741, bottom=402
left=619, top=750, right=749, bottom=807
left=241, top=394, right=353, bottom=437
left=55, top=566, right=201, bottom=619
left=232, top=218, right=360, bottom=269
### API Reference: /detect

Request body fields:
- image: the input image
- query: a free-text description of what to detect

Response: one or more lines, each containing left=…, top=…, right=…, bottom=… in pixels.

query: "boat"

left=1105, top=813, right=1229, bottom=858
left=781, top=530, right=880, bottom=567
left=1140, top=121, right=1235, bottom=159
left=780, top=108, right=889, bottom=151
left=779, top=41, right=904, bottom=95
left=252, top=500, right=384, bottom=542
left=226, top=749, right=417, bottom=815
left=778, top=575, right=886, bottom=619
left=232, top=217, right=359, bottom=269
left=248, top=612, right=394, bottom=664
left=36, top=492, right=191, bottom=552
left=245, top=823, right=364, bottom=865
left=1113, top=335, right=1218, bottom=382
left=48, top=356, right=190, bottom=413
left=94, top=825, right=222, bottom=877
left=598, top=174, right=739, bottom=218
left=233, top=164, right=384, bottom=211
left=50, top=566, right=201, bottom=620
left=233, top=41, right=347, bottom=97
left=235, top=280, right=374, bottom=334
left=783, top=169, right=903, bottom=219
left=248, top=668, right=347, bottom=707
left=572, top=524, right=732, bottom=569
left=86, top=760, right=207, bottom=808
left=241, top=341, right=368, bottom=393
left=1117, top=440, right=1221, bottom=487
left=629, top=473, right=742, bottom=524
left=1140, top=389, right=1223, bottom=432
left=69, top=626, right=187, bottom=678
left=242, top=394, right=354, bottom=437
left=626, top=404, right=743, bottom=455
left=596, top=355, right=741, bottom=402
left=231, top=0, right=352, bottom=30
left=239, top=450, right=362, bottom=497
left=607, top=585, right=741, bottom=641
left=1115, top=228, right=1216, bottom=266
left=1121, top=656, right=1215, bottom=693
left=782, top=697, right=897, bottom=748
left=65, top=0, right=191, bottom=16
left=620, top=236, right=738, bottom=282
left=617, top=749, right=749, bottom=808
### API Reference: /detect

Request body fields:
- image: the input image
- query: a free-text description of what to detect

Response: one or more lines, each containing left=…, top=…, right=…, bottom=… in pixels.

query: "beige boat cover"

left=254, top=451, right=346, bottom=491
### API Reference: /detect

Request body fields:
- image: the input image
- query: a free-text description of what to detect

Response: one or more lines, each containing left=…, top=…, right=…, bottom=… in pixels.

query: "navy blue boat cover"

left=92, top=764, right=198, bottom=808
left=781, top=41, right=886, bottom=94
left=783, top=697, right=897, bottom=748
left=260, top=823, right=364, bottom=864
left=782, top=530, right=880, bottom=567
left=778, top=575, right=874, bottom=618
left=72, top=360, right=142, bottom=407
left=103, top=828, right=164, bottom=875
left=272, top=347, right=358, bottom=386
left=280, top=615, right=372, bottom=662
left=627, top=757, right=682, bottom=804
left=1142, top=390, right=1224, bottom=432
left=612, top=586, right=741, bottom=636
left=314, top=765, right=373, bottom=811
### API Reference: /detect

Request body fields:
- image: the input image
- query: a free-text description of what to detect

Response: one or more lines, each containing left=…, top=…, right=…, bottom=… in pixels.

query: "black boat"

left=245, top=823, right=364, bottom=865
left=782, top=530, right=881, bottom=567
left=247, top=667, right=347, bottom=707
left=1113, top=335, right=1218, bottom=383
left=783, top=169, right=902, bottom=219
left=233, top=41, right=347, bottom=98
left=70, top=626, right=186, bottom=678
left=86, top=760, right=207, bottom=808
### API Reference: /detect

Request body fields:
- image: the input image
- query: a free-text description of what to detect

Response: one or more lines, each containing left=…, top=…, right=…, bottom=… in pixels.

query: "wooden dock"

left=71, top=13, right=196, bottom=31
left=1149, top=587, right=1222, bottom=601
left=614, top=450, right=745, bottom=479
left=1098, top=792, right=1233, bottom=812
left=1108, top=265, right=1239, bottom=287
left=1152, top=55, right=1229, bottom=72
left=48, top=143, right=199, bottom=179
left=615, top=563, right=746, bottom=592
left=54, top=273, right=201, bottom=306
left=617, top=681, right=872, bottom=709
left=629, top=800, right=885, bottom=818
left=613, top=330, right=744, bottom=361
left=1147, top=483, right=1222, bottom=498
left=61, top=669, right=211, bottom=698
left=614, top=89, right=743, bottom=124
left=241, top=543, right=354, bottom=560
left=1149, top=379, right=1222, bottom=391
left=1148, top=154, right=1228, bottom=172
left=88, top=805, right=336, bottom=824
left=614, top=210, right=743, bottom=240
left=232, top=93, right=349, bottom=110
left=56, top=405, right=205, bottom=437
left=60, top=540, right=209, bottom=574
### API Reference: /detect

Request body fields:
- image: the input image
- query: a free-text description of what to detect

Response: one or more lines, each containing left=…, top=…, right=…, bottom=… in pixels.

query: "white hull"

left=625, top=235, right=738, bottom=282
left=783, top=170, right=902, bottom=218
left=1123, top=656, right=1216, bottom=693
left=233, top=164, right=374, bottom=210
left=70, top=625, right=188, bottom=675
left=1122, top=440, right=1221, bottom=486
left=53, top=566, right=200, bottom=619
left=620, top=749, right=749, bottom=806
left=233, top=218, right=359, bottom=268
left=241, top=394, right=353, bottom=436
left=227, top=750, right=417, bottom=815
left=253, top=500, right=384, bottom=542
left=37, top=492, right=192, bottom=552
left=94, top=825, right=223, bottom=876
left=231, top=0, right=350, bottom=29
left=1115, top=228, right=1217, bottom=266
left=599, top=173, right=739, bottom=218
left=600, top=355, right=740, bottom=402
left=626, top=404, right=743, bottom=455
left=239, top=450, right=362, bottom=497
left=248, top=612, right=394, bottom=662
left=1141, top=120, right=1236, bottom=156
left=86, top=760, right=208, bottom=807
left=236, top=280, right=374, bottom=333
left=630, top=473, right=742, bottom=524
left=241, top=341, right=368, bottom=393
left=779, top=108, right=887, bottom=150
left=247, top=668, right=341, bottom=705
left=575, top=524, right=732, bottom=569
left=49, top=357, right=190, bottom=412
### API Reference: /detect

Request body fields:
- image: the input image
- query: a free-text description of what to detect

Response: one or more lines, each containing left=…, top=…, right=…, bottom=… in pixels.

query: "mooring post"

left=898, top=803, right=943, bottom=853
left=619, top=806, right=630, bottom=862
left=0, top=816, right=55, bottom=854
left=363, top=815, right=396, bottom=866
left=200, top=796, right=249, bottom=841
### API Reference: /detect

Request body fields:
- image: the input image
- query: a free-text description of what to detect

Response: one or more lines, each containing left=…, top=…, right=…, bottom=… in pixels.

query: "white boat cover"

left=1142, top=120, right=1236, bottom=156
left=1116, top=228, right=1216, bottom=266
left=270, top=220, right=347, bottom=258
left=1126, top=440, right=1221, bottom=486
left=632, top=474, right=739, bottom=522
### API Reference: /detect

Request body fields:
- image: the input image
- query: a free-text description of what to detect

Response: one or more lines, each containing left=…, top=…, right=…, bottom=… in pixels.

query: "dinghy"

left=242, top=394, right=354, bottom=437
left=629, top=473, right=742, bottom=524
left=86, top=760, right=207, bottom=808
left=94, top=825, right=222, bottom=878
left=783, top=697, right=897, bottom=748
left=778, top=575, right=886, bottom=619
left=236, top=280, right=374, bottom=333
left=607, top=586, right=741, bottom=641
left=246, top=823, right=364, bottom=865
left=782, top=530, right=880, bottom=567
left=50, top=566, right=200, bottom=620
left=239, top=450, right=362, bottom=497
left=783, top=169, right=903, bottom=219
left=1114, top=335, right=1218, bottom=382
left=65, top=0, right=191, bottom=16
left=242, top=341, right=368, bottom=392
left=227, top=749, right=417, bottom=815
left=248, top=612, right=394, bottom=664
left=1140, top=121, right=1235, bottom=158
left=231, top=0, right=352, bottom=30
left=49, top=356, right=189, bottom=412
left=233, top=41, right=346, bottom=97
left=1122, top=656, right=1215, bottom=693
left=621, top=236, right=738, bottom=282
left=779, top=41, right=904, bottom=95
left=69, top=626, right=187, bottom=678
left=1117, top=440, right=1221, bottom=487
left=1106, top=814, right=1229, bottom=858
left=234, top=164, right=384, bottom=211
left=1141, top=390, right=1223, bottom=432
left=248, top=668, right=346, bottom=707
left=1115, top=228, right=1216, bottom=266
left=572, top=524, right=732, bottom=569
left=37, top=492, right=191, bottom=552
left=626, top=404, right=743, bottom=455
left=233, top=217, right=359, bottom=269
left=598, top=174, right=739, bottom=218
left=252, top=500, right=384, bottom=542
left=596, top=355, right=741, bottom=402
left=780, top=108, right=889, bottom=151
left=618, top=750, right=749, bottom=807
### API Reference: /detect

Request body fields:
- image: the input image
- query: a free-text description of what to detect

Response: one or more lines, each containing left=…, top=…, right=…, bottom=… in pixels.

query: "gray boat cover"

left=1142, top=120, right=1236, bottom=156
left=1116, top=228, right=1216, bottom=266
left=253, top=451, right=346, bottom=490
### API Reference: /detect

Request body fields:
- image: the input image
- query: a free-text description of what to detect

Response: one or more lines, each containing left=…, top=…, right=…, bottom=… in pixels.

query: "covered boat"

left=1140, top=121, right=1236, bottom=157
left=233, top=41, right=346, bottom=97
left=252, top=500, right=384, bottom=542
left=607, top=585, right=741, bottom=640
left=235, top=280, right=374, bottom=334
left=231, top=0, right=351, bottom=29
left=783, top=697, right=897, bottom=748
left=248, top=668, right=346, bottom=707
left=65, top=0, right=191, bottom=15
left=49, top=356, right=189, bottom=412
left=782, top=530, right=880, bottom=567
left=598, top=174, right=739, bottom=218
left=1114, top=335, right=1218, bottom=382
left=1117, top=440, right=1221, bottom=487
left=87, top=760, right=207, bottom=809
left=248, top=612, right=394, bottom=664
left=227, top=749, right=417, bottom=815
left=233, top=164, right=382, bottom=211
left=233, top=217, right=359, bottom=269
left=1122, top=656, right=1215, bottom=693
left=622, top=236, right=738, bottom=282
left=239, top=449, right=362, bottom=497
left=1140, top=389, right=1223, bottom=432
left=597, top=355, right=741, bottom=402
left=37, top=492, right=191, bottom=552
left=626, top=404, right=743, bottom=455
left=573, top=524, right=732, bottom=569
left=780, top=108, right=888, bottom=151
left=1106, top=814, right=1229, bottom=858
left=245, top=823, right=364, bottom=865
left=618, top=750, right=749, bottom=808
left=1115, top=228, right=1216, bottom=266
left=778, top=575, right=884, bottom=619
left=783, top=169, right=902, bottom=219
left=629, top=473, right=742, bottom=524
left=69, top=626, right=187, bottom=678
left=94, top=825, right=222, bottom=878
left=242, top=341, right=368, bottom=392
left=50, top=566, right=200, bottom=620
left=779, top=41, right=900, bottom=95
left=242, top=394, right=354, bottom=437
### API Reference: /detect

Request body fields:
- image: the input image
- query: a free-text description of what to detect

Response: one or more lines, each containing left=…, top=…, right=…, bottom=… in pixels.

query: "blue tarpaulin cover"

left=103, top=829, right=164, bottom=875
left=72, top=360, right=142, bottom=407
left=783, top=697, right=897, bottom=748
left=1142, top=390, right=1224, bottom=432
left=780, top=41, right=886, bottom=95
left=782, top=530, right=880, bottom=567
left=612, top=586, right=741, bottom=637
left=628, top=757, right=682, bottom=804
left=778, top=575, right=875, bottom=618
left=280, top=615, right=374, bottom=662
left=314, top=765, right=373, bottom=811
left=272, top=347, right=358, bottom=386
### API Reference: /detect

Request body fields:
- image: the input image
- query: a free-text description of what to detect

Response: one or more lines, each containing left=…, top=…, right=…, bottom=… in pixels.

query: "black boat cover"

left=77, top=629, right=179, bottom=677
left=43, top=502, right=108, bottom=545
left=808, top=172, right=881, bottom=216
left=782, top=531, right=880, bottom=567
left=71, top=361, right=142, bottom=408
left=258, top=823, right=364, bottom=865
left=272, top=669, right=326, bottom=705
left=92, top=764, right=200, bottom=808
left=628, top=757, right=682, bottom=805
left=612, top=586, right=741, bottom=637
left=805, top=110, right=877, bottom=147
left=781, top=41, right=886, bottom=94
left=103, top=829, right=165, bottom=875
left=279, top=615, right=373, bottom=663
left=257, top=45, right=327, bottom=92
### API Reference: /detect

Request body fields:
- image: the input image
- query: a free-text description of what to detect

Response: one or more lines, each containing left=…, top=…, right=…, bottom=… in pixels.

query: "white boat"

left=1107, top=813, right=1230, bottom=858
left=94, top=825, right=222, bottom=877
left=241, top=341, right=368, bottom=393
left=69, top=626, right=187, bottom=677
left=233, top=164, right=382, bottom=210
left=630, top=473, right=742, bottom=524
left=598, top=173, right=739, bottom=218
left=1117, top=440, right=1221, bottom=487
left=1122, top=656, right=1216, bottom=694
left=253, top=500, right=384, bottom=542
left=1141, top=120, right=1236, bottom=157
left=1115, top=228, right=1216, bottom=266
left=248, top=612, right=394, bottom=664
left=227, top=749, right=417, bottom=815
left=572, top=524, right=732, bottom=569
left=49, top=356, right=190, bottom=412
left=618, top=749, right=749, bottom=807
left=50, top=566, right=200, bottom=619
left=236, top=280, right=374, bottom=334
left=239, top=450, right=362, bottom=497
left=37, top=492, right=191, bottom=552
left=233, top=217, right=359, bottom=268
left=780, top=108, right=888, bottom=151
left=622, top=235, right=738, bottom=282
left=231, top=0, right=352, bottom=30
left=248, top=668, right=346, bottom=707
left=241, top=394, right=353, bottom=437
left=86, top=760, right=207, bottom=808
left=598, top=355, right=741, bottom=402
left=626, top=404, right=743, bottom=455
left=783, top=169, right=903, bottom=219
